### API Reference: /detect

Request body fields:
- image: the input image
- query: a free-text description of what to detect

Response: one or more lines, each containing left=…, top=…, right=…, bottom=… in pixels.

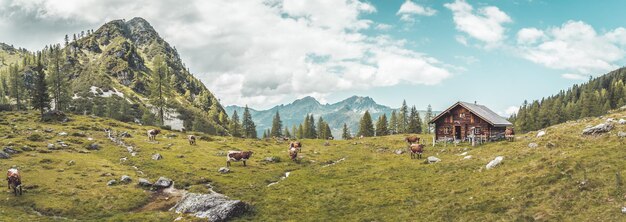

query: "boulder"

left=120, top=175, right=132, bottom=183
left=58, top=132, right=68, bottom=136
left=3, top=147, right=20, bottom=154
left=47, top=143, right=57, bottom=150
left=607, top=118, right=615, bottom=122
left=154, top=177, right=172, bottom=188
left=107, top=180, right=117, bottom=186
left=622, top=206, right=626, bottom=214
left=172, top=192, right=249, bottom=222
left=218, top=167, right=230, bottom=174
left=394, top=149, right=405, bottom=155
left=619, top=119, right=626, bottom=125
left=546, top=142, right=556, bottom=148
left=152, top=153, right=163, bottom=160
left=536, top=131, right=546, bottom=138
left=618, top=131, right=626, bottom=138
left=582, top=123, right=613, bottom=135
left=67, top=160, right=76, bottom=166
left=426, top=156, right=441, bottom=164
left=119, top=132, right=132, bottom=138
left=528, top=143, right=538, bottom=148
left=138, top=178, right=152, bottom=187
left=0, top=151, right=10, bottom=159
left=463, top=155, right=472, bottom=160
left=486, top=156, right=504, bottom=170
left=263, top=157, right=280, bottom=163
left=21, top=146, right=34, bottom=152
left=87, top=143, right=100, bottom=150
left=459, top=152, right=468, bottom=156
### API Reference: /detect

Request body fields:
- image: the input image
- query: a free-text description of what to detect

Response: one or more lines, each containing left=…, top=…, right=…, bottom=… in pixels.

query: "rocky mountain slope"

left=226, top=96, right=439, bottom=138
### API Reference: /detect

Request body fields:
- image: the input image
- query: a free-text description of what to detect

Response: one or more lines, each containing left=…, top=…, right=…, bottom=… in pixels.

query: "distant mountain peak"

left=292, top=96, right=320, bottom=105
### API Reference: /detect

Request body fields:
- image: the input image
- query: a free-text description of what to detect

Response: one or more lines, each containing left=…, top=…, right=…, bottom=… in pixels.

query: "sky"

left=1, top=0, right=626, bottom=116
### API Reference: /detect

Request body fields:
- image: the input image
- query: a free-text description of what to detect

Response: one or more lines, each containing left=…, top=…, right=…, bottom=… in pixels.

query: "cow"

left=409, top=144, right=424, bottom=159
left=147, top=129, right=161, bottom=141
left=188, top=135, right=196, bottom=145
left=505, top=128, right=515, bottom=142
left=290, top=141, right=302, bottom=152
left=405, top=135, right=420, bottom=144
left=226, top=151, right=253, bottom=167
left=288, top=147, right=298, bottom=162
left=6, top=168, right=22, bottom=196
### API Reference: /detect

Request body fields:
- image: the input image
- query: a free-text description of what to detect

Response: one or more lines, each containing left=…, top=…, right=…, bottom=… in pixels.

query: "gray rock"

left=119, top=132, right=132, bottom=138
left=172, top=192, right=249, bottom=222
left=47, top=143, right=56, bottom=150
left=44, top=128, right=54, bottom=133
left=528, top=143, right=538, bottom=148
left=58, top=132, right=68, bottom=136
left=152, top=153, right=163, bottom=160
left=264, top=157, right=279, bottom=163
left=619, top=119, right=626, bottom=125
left=154, top=177, right=172, bottom=188
left=536, top=130, right=546, bottom=138
left=618, top=131, right=626, bottom=138
left=107, top=180, right=117, bottom=186
left=394, top=149, right=405, bottom=155
left=67, top=160, right=75, bottom=166
left=582, top=123, right=613, bottom=135
left=486, top=156, right=504, bottom=170
left=0, top=151, right=10, bottom=159
left=3, top=147, right=20, bottom=154
left=218, top=167, right=230, bottom=174
left=87, top=143, right=100, bottom=150
left=21, top=146, right=34, bottom=152
left=426, top=156, right=441, bottom=163
left=622, top=206, right=626, bottom=214
left=138, top=178, right=152, bottom=187
left=463, top=155, right=472, bottom=160
left=120, top=175, right=132, bottom=183
left=546, top=142, right=556, bottom=148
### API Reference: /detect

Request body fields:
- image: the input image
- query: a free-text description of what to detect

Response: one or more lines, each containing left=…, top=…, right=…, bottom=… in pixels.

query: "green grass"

left=0, top=111, right=625, bottom=221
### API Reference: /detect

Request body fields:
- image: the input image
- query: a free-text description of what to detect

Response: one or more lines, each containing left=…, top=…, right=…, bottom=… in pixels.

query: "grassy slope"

left=0, top=110, right=625, bottom=221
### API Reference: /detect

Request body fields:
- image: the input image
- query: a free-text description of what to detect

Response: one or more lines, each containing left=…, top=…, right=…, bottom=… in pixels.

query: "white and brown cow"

left=226, top=151, right=253, bottom=167
left=288, top=147, right=298, bottom=162
left=7, top=168, right=22, bottom=196
left=147, top=129, right=161, bottom=141
left=409, top=143, right=424, bottom=159
left=290, top=141, right=302, bottom=152
left=188, top=135, right=196, bottom=145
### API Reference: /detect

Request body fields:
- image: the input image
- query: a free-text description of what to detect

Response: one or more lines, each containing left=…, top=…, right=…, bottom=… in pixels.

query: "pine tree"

left=407, top=106, right=422, bottom=133
left=270, top=111, right=283, bottom=137
left=399, top=100, right=408, bottom=133
left=317, top=116, right=325, bottom=139
left=262, top=130, right=267, bottom=139
left=306, top=114, right=317, bottom=139
left=389, top=110, right=398, bottom=134
left=242, top=105, right=257, bottom=138
left=149, top=55, right=171, bottom=125
left=424, top=104, right=433, bottom=133
left=47, top=44, right=70, bottom=111
left=8, top=64, right=24, bottom=110
left=228, top=110, right=242, bottom=137
left=375, top=114, right=388, bottom=136
left=342, top=123, right=351, bottom=139
left=358, top=110, right=374, bottom=137
left=31, top=54, right=50, bottom=120
left=291, top=125, right=297, bottom=139
left=283, top=126, right=291, bottom=138
left=302, top=114, right=310, bottom=138
left=297, top=124, right=304, bottom=139
left=324, top=123, right=333, bottom=139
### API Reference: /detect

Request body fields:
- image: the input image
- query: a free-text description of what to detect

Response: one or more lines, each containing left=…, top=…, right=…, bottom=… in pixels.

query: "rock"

left=3, top=147, right=20, bottom=154
left=43, top=128, right=54, bottom=133
left=536, top=131, right=546, bottom=138
left=86, top=143, right=100, bottom=150
left=486, top=156, right=504, bottom=170
left=618, top=131, right=626, bottom=138
left=426, top=156, right=441, bottom=164
left=78, top=150, right=91, bottom=154
left=58, top=141, right=68, bottom=148
left=107, top=180, right=117, bottom=186
left=120, top=175, right=132, bottom=183
left=154, top=177, right=172, bottom=188
left=38, top=150, right=52, bottom=154
left=119, top=132, right=132, bottom=138
left=172, top=192, right=249, bottom=222
left=622, top=206, right=626, bottom=214
left=47, top=143, right=56, bottom=150
left=394, top=149, right=405, bottom=155
left=58, top=132, right=68, bottom=136
left=582, top=123, right=614, bottom=135
left=67, top=160, right=75, bottom=166
left=459, top=152, right=468, bottom=156
left=607, top=118, right=615, bottom=122
left=152, top=153, right=163, bottom=160
left=21, top=146, right=34, bottom=152
left=463, top=155, right=472, bottom=160
left=42, top=110, right=68, bottom=122
left=528, top=143, right=538, bottom=148
left=176, top=155, right=185, bottom=158
left=218, top=167, right=230, bottom=174
left=0, top=151, right=10, bottom=159
left=619, top=119, right=626, bottom=125
left=87, top=137, right=94, bottom=141
left=264, top=157, right=279, bottom=163
left=138, top=178, right=152, bottom=187
left=546, top=142, right=556, bottom=148
left=323, top=141, right=330, bottom=146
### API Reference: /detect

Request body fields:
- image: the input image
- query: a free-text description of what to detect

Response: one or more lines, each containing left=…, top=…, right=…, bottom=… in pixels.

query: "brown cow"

left=409, top=144, right=424, bottom=159
left=147, top=129, right=161, bottom=141
left=226, top=151, right=253, bottom=167
left=288, top=147, right=298, bottom=162
left=188, top=135, right=196, bottom=145
left=6, top=168, right=22, bottom=196
left=405, top=135, right=420, bottom=144
left=505, top=128, right=515, bottom=142
left=290, top=141, right=302, bottom=152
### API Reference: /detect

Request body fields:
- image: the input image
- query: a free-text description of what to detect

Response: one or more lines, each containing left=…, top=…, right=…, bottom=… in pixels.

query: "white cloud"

left=517, top=21, right=626, bottom=76
left=444, top=0, right=512, bottom=46
left=455, top=35, right=468, bottom=46
left=454, top=55, right=479, bottom=64
left=375, top=23, right=392, bottom=31
left=561, top=73, right=589, bottom=80
left=396, top=0, right=436, bottom=22
left=504, top=106, right=519, bottom=116
left=516, top=28, right=544, bottom=44
left=0, top=0, right=454, bottom=109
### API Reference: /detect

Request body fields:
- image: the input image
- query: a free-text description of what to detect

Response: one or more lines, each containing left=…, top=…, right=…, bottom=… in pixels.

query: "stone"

left=528, top=143, right=538, bottom=148
left=152, top=153, right=163, bottom=160
left=622, top=206, right=626, bottom=214
left=138, top=178, right=152, bottom=187
left=394, top=149, right=405, bottom=155
left=619, top=119, right=626, bottom=125
left=87, top=143, right=100, bottom=150
left=264, top=157, right=279, bottom=163
left=459, top=152, right=468, bottom=156
left=607, top=118, right=615, bottom=122
left=119, top=132, right=132, bottom=138
left=546, top=142, right=556, bottom=148
left=0, top=151, right=10, bottom=159
left=107, top=180, right=117, bottom=186
left=426, top=156, right=441, bottom=164
left=172, top=192, right=249, bottom=222
left=58, top=132, right=68, bottom=136
left=21, top=146, right=34, bottom=152
left=120, top=175, right=132, bottom=183
left=47, top=143, right=56, bottom=150
left=218, top=167, right=230, bottom=174
left=463, top=155, right=472, bottom=160
left=42, top=110, right=68, bottom=122
left=154, top=177, right=172, bottom=188
left=43, top=128, right=54, bottom=133
left=67, top=160, right=76, bottom=166
left=618, top=131, right=626, bottom=138
left=582, top=123, right=613, bottom=135
left=536, top=131, right=546, bottom=138
left=3, top=147, right=20, bottom=154
left=486, top=156, right=504, bottom=170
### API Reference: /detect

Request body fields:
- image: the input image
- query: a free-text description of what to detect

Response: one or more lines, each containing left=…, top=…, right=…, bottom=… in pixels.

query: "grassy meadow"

left=0, top=111, right=625, bottom=221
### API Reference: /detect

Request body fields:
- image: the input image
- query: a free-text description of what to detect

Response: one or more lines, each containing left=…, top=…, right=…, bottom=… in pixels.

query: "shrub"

left=27, top=134, right=44, bottom=142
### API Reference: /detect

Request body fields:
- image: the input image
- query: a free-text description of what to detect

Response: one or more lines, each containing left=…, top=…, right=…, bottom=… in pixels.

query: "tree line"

left=510, top=67, right=626, bottom=132
left=355, top=100, right=432, bottom=138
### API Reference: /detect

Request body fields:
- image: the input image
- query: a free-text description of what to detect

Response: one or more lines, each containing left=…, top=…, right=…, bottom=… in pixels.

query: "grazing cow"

left=188, top=135, right=196, bottom=145
left=147, top=129, right=161, bottom=141
left=226, top=151, right=253, bottom=167
left=6, top=169, right=22, bottom=196
left=290, top=141, right=302, bottom=152
left=405, top=135, right=420, bottom=144
left=409, top=144, right=424, bottom=159
left=505, top=128, right=515, bottom=142
left=288, top=147, right=298, bottom=162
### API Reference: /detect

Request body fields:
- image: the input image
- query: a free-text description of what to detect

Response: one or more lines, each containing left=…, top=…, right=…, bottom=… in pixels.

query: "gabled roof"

left=429, top=101, right=512, bottom=127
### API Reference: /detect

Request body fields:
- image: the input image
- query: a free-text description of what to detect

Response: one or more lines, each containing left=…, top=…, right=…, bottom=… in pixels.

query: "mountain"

left=0, top=18, right=228, bottom=135
left=225, top=96, right=439, bottom=138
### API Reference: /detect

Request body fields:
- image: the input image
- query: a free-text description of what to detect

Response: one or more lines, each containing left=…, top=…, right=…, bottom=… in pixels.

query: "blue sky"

left=1, top=0, right=626, bottom=115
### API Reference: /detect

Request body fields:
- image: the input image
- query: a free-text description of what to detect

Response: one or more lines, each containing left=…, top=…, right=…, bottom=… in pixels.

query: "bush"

left=27, top=134, right=44, bottom=142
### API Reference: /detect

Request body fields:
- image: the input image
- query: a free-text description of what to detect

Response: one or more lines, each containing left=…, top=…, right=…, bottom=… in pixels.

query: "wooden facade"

left=430, top=102, right=512, bottom=141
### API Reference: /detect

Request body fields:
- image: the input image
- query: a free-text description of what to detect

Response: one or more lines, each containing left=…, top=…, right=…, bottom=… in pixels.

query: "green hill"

left=0, top=109, right=625, bottom=221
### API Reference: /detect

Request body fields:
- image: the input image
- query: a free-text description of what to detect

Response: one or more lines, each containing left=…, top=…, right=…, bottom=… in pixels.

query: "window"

left=459, top=113, right=466, bottom=118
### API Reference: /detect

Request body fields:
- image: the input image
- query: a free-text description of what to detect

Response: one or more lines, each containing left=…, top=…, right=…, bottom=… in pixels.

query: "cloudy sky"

left=2, top=0, right=626, bottom=115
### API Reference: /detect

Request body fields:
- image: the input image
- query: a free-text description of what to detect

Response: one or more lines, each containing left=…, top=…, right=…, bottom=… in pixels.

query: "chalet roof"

left=429, top=101, right=513, bottom=127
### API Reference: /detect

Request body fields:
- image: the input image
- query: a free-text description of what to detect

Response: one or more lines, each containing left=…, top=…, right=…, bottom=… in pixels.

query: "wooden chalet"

left=429, top=101, right=512, bottom=141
